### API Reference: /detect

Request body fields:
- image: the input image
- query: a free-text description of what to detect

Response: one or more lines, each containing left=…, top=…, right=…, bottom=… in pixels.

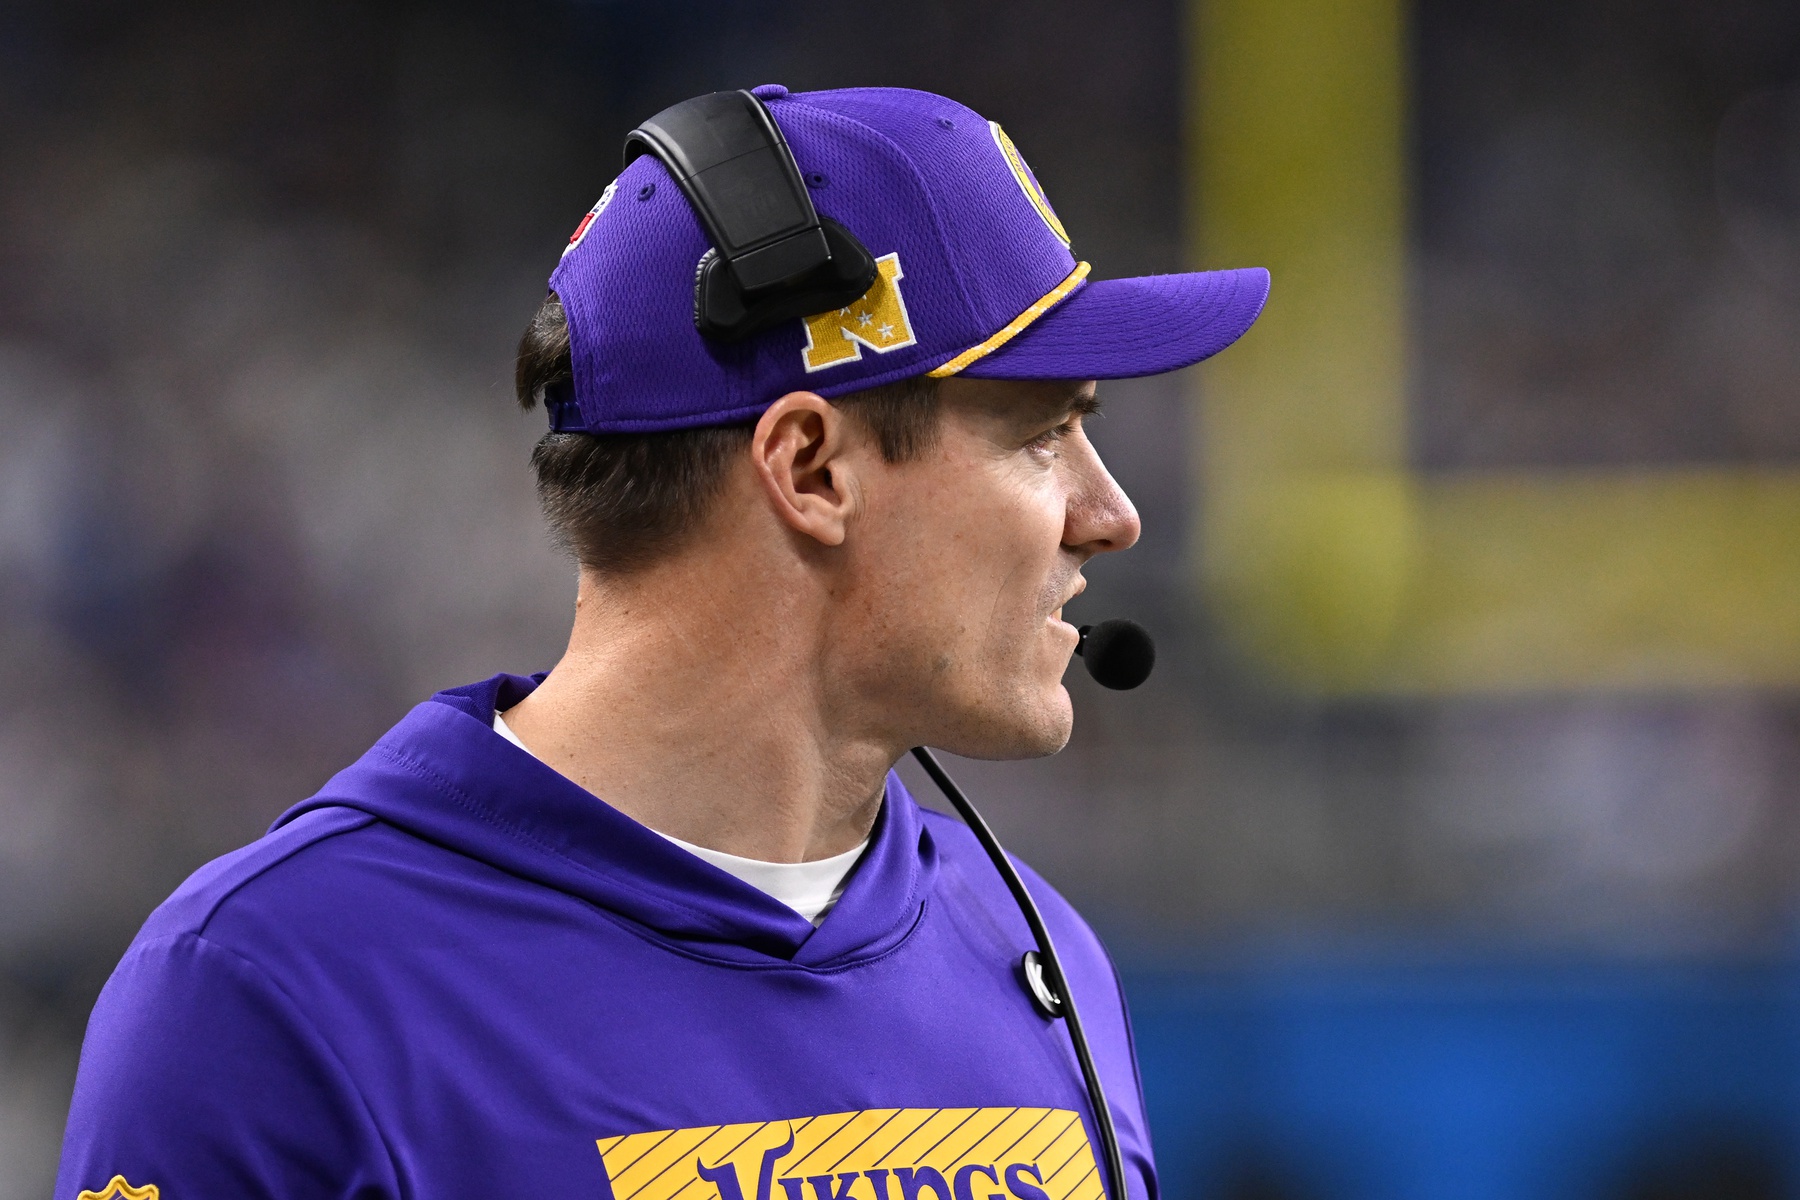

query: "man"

left=56, top=85, right=1267, bottom=1200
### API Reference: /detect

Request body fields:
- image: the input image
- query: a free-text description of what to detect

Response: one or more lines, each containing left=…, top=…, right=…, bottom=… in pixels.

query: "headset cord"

left=909, top=747, right=1128, bottom=1200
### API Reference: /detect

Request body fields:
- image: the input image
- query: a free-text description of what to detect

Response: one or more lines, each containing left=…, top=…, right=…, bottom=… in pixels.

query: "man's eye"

left=1026, top=422, right=1076, bottom=452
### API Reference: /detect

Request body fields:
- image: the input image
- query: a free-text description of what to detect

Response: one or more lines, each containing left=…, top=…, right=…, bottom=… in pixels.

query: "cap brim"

left=957, top=266, right=1269, bottom=380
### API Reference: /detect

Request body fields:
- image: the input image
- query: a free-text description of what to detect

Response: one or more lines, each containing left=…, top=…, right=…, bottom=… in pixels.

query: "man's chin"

left=930, top=686, right=1073, bottom=761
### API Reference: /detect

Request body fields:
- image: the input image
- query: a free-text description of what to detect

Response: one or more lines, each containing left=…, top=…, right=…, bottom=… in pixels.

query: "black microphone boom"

left=1076, top=620, right=1156, bottom=690
left=910, top=745, right=1129, bottom=1200
left=908, top=616, right=1157, bottom=1200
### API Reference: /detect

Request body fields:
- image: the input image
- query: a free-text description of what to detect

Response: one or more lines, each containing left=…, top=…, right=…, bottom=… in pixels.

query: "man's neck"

left=501, top=556, right=893, bottom=864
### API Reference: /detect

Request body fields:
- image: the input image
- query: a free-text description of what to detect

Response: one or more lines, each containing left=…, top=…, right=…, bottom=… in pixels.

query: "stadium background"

left=5, top=0, right=1800, bottom=1195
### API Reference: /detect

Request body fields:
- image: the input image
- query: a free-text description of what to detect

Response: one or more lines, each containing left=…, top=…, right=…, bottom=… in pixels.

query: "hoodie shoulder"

left=916, top=806, right=1103, bottom=951
left=138, top=806, right=377, bottom=943
left=914, top=806, right=1148, bottom=1136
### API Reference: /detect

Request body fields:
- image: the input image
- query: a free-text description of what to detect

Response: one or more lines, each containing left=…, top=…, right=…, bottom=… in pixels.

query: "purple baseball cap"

left=546, top=84, right=1269, bottom=433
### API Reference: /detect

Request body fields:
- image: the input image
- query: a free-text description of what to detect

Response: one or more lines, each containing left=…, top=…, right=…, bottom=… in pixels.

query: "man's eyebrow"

left=1007, top=384, right=1099, bottom=424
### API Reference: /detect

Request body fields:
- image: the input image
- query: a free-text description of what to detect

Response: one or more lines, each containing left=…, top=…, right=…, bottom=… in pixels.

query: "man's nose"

left=1065, top=443, right=1141, bottom=556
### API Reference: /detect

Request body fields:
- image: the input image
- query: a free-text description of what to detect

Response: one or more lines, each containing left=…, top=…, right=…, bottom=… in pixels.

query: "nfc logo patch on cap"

left=800, top=253, right=918, bottom=372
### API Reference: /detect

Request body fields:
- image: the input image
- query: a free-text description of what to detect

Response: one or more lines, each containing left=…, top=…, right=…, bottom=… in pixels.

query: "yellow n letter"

left=801, top=254, right=918, bottom=372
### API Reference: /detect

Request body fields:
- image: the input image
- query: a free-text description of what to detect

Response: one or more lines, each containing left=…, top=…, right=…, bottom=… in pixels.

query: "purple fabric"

left=961, top=269, right=1271, bottom=380
left=55, top=673, right=1157, bottom=1200
left=546, top=85, right=1267, bottom=432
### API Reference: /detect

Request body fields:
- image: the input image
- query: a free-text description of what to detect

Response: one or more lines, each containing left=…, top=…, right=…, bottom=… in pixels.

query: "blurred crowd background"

left=6, top=0, right=1800, bottom=1196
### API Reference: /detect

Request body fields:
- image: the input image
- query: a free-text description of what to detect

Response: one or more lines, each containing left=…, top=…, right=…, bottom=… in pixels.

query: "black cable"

left=909, top=746, right=1127, bottom=1200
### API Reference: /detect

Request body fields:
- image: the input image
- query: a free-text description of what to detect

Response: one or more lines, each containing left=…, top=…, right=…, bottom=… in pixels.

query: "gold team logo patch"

left=801, top=254, right=918, bottom=372
left=989, top=124, right=1069, bottom=247
left=77, top=1178, right=158, bottom=1200
left=598, top=1107, right=1101, bottom=1200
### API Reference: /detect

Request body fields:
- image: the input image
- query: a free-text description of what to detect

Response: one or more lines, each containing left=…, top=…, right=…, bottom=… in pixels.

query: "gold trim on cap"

left=927, top=262, right=1091, bottom=378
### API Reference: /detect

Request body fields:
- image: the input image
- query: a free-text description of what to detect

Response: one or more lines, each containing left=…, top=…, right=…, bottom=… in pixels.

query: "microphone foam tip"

left=1078, top=620, right=1156, bottom=690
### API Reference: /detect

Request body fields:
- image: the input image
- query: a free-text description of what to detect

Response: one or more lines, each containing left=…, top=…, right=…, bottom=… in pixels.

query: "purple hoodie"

left=55, top=673, right=1155, bottom=1200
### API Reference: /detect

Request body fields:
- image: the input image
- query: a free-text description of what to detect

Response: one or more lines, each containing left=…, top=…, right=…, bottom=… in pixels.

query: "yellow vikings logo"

left=989, top=124, right=1069, bottom=248
left=801, top=254, right=918, bottom=372
left=76, top=1177, right=158, bottom=1200
left=597, top=1107, right=1102, bottom=1200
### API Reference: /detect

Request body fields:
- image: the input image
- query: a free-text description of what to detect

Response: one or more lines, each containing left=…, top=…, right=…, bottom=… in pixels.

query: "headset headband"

left=625, top=90, right=878, bottom=343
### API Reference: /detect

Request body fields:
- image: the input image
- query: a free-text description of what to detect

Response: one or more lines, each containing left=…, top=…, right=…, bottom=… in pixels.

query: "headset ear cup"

left=693, top=249, right=748, bottom=341
left=818, top=217, right=879, bottom=302
left=693, top=217, right=880, bottom=343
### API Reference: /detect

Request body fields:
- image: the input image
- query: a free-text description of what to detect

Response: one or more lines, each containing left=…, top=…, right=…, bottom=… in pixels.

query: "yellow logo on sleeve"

left=597, top=1107, right=1101, bottom=1200
left=76, top=1177, right=158, bottom=1200
left=800, top=254, right=919, bottom=372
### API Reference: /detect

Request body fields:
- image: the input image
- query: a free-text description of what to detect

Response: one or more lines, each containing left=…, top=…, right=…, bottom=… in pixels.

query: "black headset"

left=623, top=90, right=1145, bottom=1200
left=625, top=90, right=879, bottom=343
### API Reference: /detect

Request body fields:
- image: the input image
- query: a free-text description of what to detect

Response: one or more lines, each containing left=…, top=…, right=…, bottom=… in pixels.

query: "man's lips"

left=1049, top=578, right=1086, bottom=625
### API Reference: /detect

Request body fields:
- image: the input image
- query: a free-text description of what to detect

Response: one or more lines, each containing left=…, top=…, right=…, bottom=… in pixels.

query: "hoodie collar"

left=275, top=673, right=937, bottom=967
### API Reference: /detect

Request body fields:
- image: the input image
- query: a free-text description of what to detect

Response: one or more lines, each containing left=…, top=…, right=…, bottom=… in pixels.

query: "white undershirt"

left=492, top=711, right=866, bottom=926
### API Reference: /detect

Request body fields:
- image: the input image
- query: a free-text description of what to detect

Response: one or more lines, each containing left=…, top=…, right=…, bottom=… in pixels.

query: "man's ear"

left=751, top=391, right=861, bottom=547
